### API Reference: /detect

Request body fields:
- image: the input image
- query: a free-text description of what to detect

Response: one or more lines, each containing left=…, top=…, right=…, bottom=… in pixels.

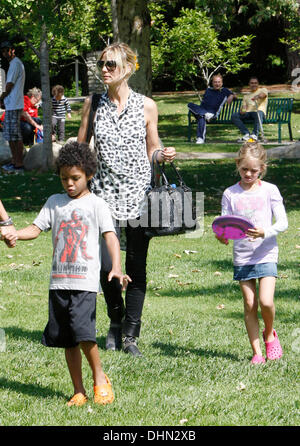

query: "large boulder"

left=0, top=132, right=12, bottom=165
left=267, top=141, right=300, bottom=159
left=23, top=141, right=63, bottom=172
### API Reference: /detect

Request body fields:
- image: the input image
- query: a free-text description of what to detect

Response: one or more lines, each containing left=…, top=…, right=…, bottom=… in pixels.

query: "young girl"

left=216, top=142, right=288, bottom=364
left=3, top=142, right=130, bottom=406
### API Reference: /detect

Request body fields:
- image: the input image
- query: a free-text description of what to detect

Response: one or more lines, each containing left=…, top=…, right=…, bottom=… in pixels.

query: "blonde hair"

left=27, top=87, right=42, bottom=99
left=235, top=142, right=267, bottom=178
left=99, top=42, right=137, bottom=82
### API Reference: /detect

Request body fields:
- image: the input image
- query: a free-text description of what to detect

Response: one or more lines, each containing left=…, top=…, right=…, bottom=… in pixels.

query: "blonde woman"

left=78, top=42, right=176, bottom=356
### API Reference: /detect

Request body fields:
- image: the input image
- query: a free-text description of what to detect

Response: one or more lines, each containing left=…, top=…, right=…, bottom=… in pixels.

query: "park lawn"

left=0, top=158, right=299, bottom=426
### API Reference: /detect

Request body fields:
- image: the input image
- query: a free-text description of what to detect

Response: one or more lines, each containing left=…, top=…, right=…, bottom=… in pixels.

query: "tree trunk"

left=114, top=0, right=152, bottom=97
left=39, top=23, right=53, bottom=169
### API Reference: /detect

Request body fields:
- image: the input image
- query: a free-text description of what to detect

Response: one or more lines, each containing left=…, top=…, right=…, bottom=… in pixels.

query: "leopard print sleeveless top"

left=91, top=90, right=151, bottom=221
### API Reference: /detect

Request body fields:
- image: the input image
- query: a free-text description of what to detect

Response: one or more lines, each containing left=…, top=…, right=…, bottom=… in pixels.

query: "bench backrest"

left=210, top=97, right=293, bottom=123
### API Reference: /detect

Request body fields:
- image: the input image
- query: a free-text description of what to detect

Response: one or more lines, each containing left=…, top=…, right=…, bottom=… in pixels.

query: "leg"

left=123, top=223, right=150, bottom=339
left=196, top=116, right=206, bottom=141
left=65, top=345, right=86, bottom=395
left=231, top=112, right=250, bottom=136
left=240, top=279, right=263, bottom=356
left=57, top=119, right=65, bottom=141
left=9, top=140, right=24, bottom=167
left=52, top=116, right=57, bottom=139
left=80, top=341, right=106, bottom=386
left=251, top=111, right=265, bottom=137
left=258, top=276, right=276, bottom=342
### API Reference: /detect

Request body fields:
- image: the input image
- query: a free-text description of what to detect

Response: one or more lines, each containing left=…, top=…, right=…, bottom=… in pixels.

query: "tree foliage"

left=151, top=8, right=253, bottom=94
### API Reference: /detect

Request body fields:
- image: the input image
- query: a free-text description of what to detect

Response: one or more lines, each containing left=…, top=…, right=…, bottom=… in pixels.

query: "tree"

left=151, top=8, right=253, bottom=97
left=0, top=0, right=98, bottom=169
left=111, top=0, right=152, bottom=96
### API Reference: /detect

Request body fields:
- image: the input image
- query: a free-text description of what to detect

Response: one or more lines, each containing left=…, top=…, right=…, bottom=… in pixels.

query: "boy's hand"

left=67, top=113, right=72, bottom=119
left=215, top=233, right=229, bottom=245
left=108, top=269, right=132, bottom=290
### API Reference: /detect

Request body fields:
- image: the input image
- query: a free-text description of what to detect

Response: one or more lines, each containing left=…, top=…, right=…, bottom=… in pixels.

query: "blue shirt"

left=201, top=87, right=233, bottom=115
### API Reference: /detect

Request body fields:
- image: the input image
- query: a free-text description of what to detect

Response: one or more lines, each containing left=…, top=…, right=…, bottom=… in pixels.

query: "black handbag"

left=144, top=150, right=197, bottom=238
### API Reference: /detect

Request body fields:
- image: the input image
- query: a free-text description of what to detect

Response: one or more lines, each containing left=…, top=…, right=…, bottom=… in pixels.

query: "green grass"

left=1, top=156, right=300, bottom=426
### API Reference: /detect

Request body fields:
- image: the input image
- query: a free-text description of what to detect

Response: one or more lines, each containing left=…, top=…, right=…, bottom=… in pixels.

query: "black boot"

left=105, top=323, right=122, bottom=351
left=123, top=336, right=143, bottom=357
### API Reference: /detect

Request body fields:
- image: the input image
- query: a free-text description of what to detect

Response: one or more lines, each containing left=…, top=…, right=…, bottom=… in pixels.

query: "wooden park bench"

left=187, top=97, right=294, bottom=143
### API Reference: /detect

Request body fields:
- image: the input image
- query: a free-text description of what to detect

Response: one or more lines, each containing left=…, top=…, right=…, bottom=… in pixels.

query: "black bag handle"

left=150, top=150, right=187, bottom=188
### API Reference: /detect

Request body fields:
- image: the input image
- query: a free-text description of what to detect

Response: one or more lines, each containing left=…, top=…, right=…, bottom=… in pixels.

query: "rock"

left=23, top=141, right=63, bottom=172
left=267, top=141, right=300, bottom=159
left=0, top=133, right=12, bottom=165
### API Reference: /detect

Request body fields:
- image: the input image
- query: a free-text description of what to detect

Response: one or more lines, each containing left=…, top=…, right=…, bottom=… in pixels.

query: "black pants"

left=101, top=222, right=150, bottom=338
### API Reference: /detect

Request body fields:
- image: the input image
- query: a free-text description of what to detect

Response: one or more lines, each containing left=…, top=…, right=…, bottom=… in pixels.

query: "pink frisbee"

left=212, top=215, right=255, bottom=240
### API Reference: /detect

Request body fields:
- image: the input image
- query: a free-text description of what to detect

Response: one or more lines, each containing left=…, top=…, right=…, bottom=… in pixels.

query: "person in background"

left=231, top=77, right=268, bottom=143
left=52, top=85, right=72, bottom=143
left=1, top=87, right=43, bottom=145
left=0, top=41, right=25, bottom=173
left=188, top=74, right=236, bottom=144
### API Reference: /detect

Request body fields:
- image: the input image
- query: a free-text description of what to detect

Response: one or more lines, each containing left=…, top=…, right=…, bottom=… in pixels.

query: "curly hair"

left=56, top=141, right=97, bottom=177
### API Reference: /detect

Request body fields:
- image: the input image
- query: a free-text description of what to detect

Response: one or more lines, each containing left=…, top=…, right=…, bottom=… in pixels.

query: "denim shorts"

left=233, top=262, right=277, bottom=281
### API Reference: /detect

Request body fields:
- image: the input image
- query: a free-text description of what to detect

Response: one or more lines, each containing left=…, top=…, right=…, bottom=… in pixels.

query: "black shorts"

left=42, top=290, right=97, bottom=348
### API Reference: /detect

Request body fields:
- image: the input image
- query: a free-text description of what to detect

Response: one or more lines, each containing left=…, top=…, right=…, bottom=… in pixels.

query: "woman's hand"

left=161, top=146, right=176, bottom=162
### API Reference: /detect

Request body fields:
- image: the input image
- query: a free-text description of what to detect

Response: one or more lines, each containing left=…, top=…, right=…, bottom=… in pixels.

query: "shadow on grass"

left=0, top=377, right=67, bottom=400
left=152, top=341, right=240, bottom=361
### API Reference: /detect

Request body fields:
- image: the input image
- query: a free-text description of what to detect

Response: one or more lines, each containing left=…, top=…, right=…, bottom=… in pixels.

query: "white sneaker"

left=205, top=112, right=214, bottom=122
left=196, top=137, right=204, bottom=144
left=237, top=134, right=250, bottom=143
left=250, top=134, right=258, bottom=141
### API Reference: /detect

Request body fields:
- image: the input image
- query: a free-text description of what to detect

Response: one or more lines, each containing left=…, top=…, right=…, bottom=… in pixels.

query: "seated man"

left=188, top=74, right=236, bottom=144
left=231, top=77, right=268, bottom=142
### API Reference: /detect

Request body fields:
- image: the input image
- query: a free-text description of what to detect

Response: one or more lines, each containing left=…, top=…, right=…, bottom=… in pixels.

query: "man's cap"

left=0, top=41, right=13, bottom=49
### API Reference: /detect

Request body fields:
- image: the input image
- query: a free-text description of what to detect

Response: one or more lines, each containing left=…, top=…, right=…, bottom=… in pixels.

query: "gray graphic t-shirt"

left=34, top=193, right=115, bottom=292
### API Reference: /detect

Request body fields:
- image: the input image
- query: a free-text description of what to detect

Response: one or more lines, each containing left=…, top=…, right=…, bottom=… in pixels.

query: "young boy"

left=3, top=141, right=130, bottom=407
left=52, top=85, right=72, bottom=143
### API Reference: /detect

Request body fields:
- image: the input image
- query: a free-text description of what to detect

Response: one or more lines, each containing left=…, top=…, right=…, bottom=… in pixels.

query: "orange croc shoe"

left=67, top=392, right=88, bottom=407
left=94, top=374, right=114, bottom=405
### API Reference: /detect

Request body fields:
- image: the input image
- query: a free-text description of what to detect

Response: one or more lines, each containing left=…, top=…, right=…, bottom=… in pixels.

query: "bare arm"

left=77, top=96, right=92, bottom=143
left=103, top=231, right=131, bottom=289
left=21, top=110, right=43, bottom=130
left=144, top=96, right=176, bottom=163
left=16, top=224, right=42, bottom=240
left=227, top=93, right=237, bottom=104
left=0, top=82, right=14, bottom=102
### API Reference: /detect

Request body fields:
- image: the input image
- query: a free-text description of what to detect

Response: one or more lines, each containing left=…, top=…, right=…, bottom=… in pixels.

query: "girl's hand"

left=246, top=227, right=264, bottom=240
left=215, top=234, right=229, bottom=245
left=108, top=269, right=132, bottom=290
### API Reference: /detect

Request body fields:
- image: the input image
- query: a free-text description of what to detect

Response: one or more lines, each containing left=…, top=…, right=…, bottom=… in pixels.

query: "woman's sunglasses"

left=97, top=60, right=117, bottom=71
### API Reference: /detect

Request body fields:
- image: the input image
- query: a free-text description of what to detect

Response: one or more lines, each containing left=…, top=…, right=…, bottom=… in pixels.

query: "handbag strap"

left=86, top=93, right=102, bottom=143
left=150, top=150, right=187, bottom=188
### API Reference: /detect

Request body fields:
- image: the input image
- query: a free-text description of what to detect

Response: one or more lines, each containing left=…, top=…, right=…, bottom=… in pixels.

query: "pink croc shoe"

left=263, top=329, right=283, bottom=360
left=251, top=354, right=266, bottom=364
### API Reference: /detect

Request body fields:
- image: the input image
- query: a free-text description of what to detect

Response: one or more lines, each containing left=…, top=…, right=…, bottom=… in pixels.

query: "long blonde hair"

left=235, top=142, right=267, bottom=178
left=99, top=42, right=137, bottom=82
